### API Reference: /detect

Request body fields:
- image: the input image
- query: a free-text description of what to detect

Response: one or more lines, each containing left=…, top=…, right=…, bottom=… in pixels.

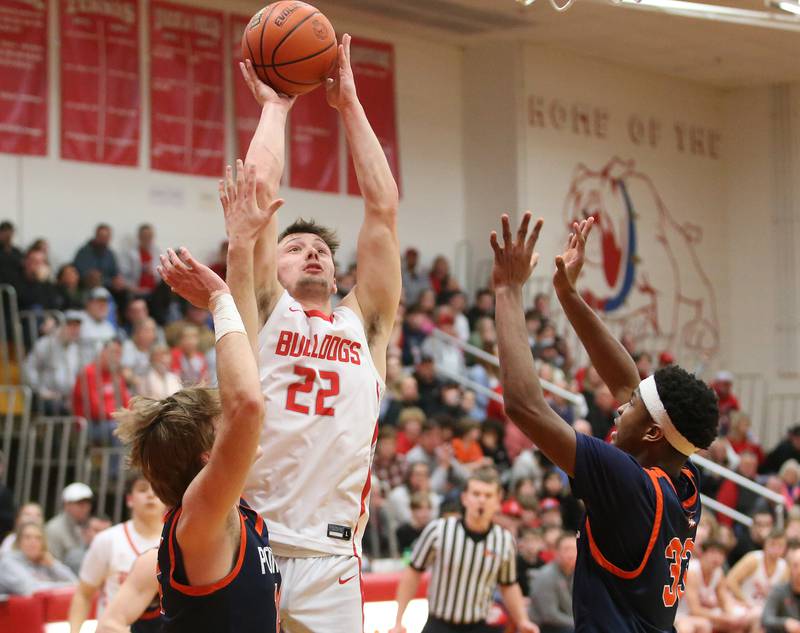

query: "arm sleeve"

left=49, top=559, right=79, bottom=584
left=78, top=530, right=110, bottom=589
left=530, top=568, right=574, bottom=627
left=497, top=530, right=517, bottom=585
left=409, top=519, right=440, bottom=572
left=0, top=555, right=36, bottom=595
left=761, top=584, right=789, bottom=632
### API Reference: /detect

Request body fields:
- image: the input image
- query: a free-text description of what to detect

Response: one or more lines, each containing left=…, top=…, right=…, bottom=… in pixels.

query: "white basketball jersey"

left=244, top=290, right=384, bottom=557
left=741, top=551, right=787, bottom=602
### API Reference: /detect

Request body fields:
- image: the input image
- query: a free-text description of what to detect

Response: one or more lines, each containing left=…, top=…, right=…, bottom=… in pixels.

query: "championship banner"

left=289, top=85, right=339, bottom=193
left=347, top=37, right=401, bottom=196
left=0, top=0, right=48, bottom=155
left=150, top=1, right=224, bottom=176
left=60, top=0, right=139, bottom=165
left=231, top=14, right=262, bottom=160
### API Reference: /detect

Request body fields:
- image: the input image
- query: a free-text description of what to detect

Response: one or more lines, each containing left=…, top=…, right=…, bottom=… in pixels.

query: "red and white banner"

left=347, top=37, right=401, bottom=197
left=0, top=0, right=48, bottom=156
left=60, top=0, right=139, bottom=165
left=231, top=14, right=262, bottom=160
left=150, top=2, right=224, bottom=176
left=290, top=86, right=339, bottom=193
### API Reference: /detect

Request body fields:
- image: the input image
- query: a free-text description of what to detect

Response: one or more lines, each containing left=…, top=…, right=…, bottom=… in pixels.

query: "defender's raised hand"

left=158, top=248, right=228, bottom=310
left=490, top=212, right=544, bottom=290
left=219, top=160, right=284, bottom=245
left=239, top=58, right=296, bottom=110
left=553, top=217, right=594, bottom=294
left=325, top=34, right=358, bottom=110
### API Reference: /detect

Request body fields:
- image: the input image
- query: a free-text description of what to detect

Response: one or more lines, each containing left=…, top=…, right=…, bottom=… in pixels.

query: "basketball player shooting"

left=232, top=33, right=400, bottom=632
left=491, top=213, right=719, bottom=632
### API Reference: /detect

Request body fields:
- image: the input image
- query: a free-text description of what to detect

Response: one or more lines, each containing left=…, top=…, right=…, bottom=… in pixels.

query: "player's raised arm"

left=156, top=247, right=263, bottom=553
left=220, top=161, right=284, bottom=353
left=552, top=217, right=640, bottom=402
left=329, top=34, right=401, bottom=369
left=493, top=213, right=577, bottom=476
left=95, top=549, right=158, bottom=633
left=239, top=60, right=295, bottom=320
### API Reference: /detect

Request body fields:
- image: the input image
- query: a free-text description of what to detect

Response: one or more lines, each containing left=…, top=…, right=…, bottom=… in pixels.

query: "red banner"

left=60, top=0, right=140, bottom=165
left=0, top=1, right=48, bottom=155
left=347, top=37, right=401, bottom=197
left=150, top=2, right=224, bottom=176
left=231, top=14, right=261, bottom=160
left=290, top=86, right=339, bottom=193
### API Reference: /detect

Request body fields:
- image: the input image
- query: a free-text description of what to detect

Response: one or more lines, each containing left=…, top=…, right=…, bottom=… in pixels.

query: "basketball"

left=241, top=1, right=338, bottom=97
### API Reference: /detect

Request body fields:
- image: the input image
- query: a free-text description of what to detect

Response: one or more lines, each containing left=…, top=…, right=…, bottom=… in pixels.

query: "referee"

left=389, top=467, right=539, bottom=633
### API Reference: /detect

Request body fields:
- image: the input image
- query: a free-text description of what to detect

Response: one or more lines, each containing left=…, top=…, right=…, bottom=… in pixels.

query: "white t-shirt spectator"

left=120, top=340, right=152, bottom=378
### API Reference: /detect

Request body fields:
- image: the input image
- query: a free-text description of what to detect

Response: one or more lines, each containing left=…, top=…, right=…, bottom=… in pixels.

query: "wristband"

left=210, top=292, right=246, bottom=342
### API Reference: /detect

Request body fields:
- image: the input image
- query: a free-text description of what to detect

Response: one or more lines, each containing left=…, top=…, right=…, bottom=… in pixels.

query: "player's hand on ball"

left=490, top=212, right=543, bottom=290
left=326, top=33, right=358, bottom=110
left=553, top=216, right=594, bottom=294
left=239, top=59, right=296, bottom=109
left=158, top=248, right=229, bottom=310
left=219, top=160, right=285, bottom=245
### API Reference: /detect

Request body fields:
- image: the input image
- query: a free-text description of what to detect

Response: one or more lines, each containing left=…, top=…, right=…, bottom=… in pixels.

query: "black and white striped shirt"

left=410, top=517, right=517, bottom=625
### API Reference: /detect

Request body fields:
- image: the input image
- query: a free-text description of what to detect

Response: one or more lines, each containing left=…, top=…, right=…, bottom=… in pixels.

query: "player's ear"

left=643, top=422, right=663, bottom=444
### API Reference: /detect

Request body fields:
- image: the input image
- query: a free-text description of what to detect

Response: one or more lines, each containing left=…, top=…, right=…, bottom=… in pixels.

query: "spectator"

left=658, top=351, right=676, bottom=369
left=481, top=418, right=511, bottom=471
left=466, top=288, right=494, bottom=330
left=447, top=291, right=470, bottom=342
left=633, top=351, right=653, bottom=379
left=762, top=548, right=800, bottom=633
left=138, top=345, right=181, bottom=399
left=208, top=239, right=228, bottom=280
left=169, top=324, right=208, bottom=385
left=713, top=370, right=740, bottom=434
left=373, top=427, right=407, bottom=494
left=1, top=502, right=43, bottom=552
left=383, top=375, right=422, bottom=426
left=120, top=298, right=163, bottom=341
left=121, top=224, right=160, bottom=296
left=516, top=526, right=546, bottom=596
left=386, top=461, right=441, bottom=527
left=14, top=247, right=59, bottom=312
left=401, top=306, right=433, bottom=366
left=584, top=384, right=617, bottom=440
left=23, top=310, right=82, bottom=414
left=121, top=317, right=158, bottom=386
left=406, top=420, right=469, bottom=494
left=396, top=407, right=426, bottom=455
left=727, top=412, right=765, bottom=465
left=761, top=425, right=800, bottom=475
left=79, top=287, right=118, bottom=358
left=0, top=219, right=23, bottom=284
left=63, top=515, right=112, bottom=575
left=164, top=303, right=215, bottom=354
left=572, top=418, right=593, bottom=436
left=468, top=316, right=497, bottom=351
left=716, top=451, right=761, bottom=527
left=428, top=255, right=451, bottom=298
left=72, top=339, right=131, bottom=443
left=413, top=356, right=442, bottom=414
left=401, top=247, right=429, bottom=306
left=529, top=532, right=577, bottom=633
left=0, top=522, right=77, bottom=595
left=541, top=469, right=582, bottom=532
left=728, top=510, right=775, bottom=567
left=538, top=498, right=563, bottom=529
left=54, top=264, right=84, bottom=311
left=778, top=460, right=800, bottom=509
left=396, top=492, right=433, bottom=553
left=532, top=322, right=558, bottom=360
left=452, top=419, right=486, bottom=466
left=44, top=482, right=93, bottom=564
left=73, top=223, right=122, bottom=289
left=727, top=529, right=788, bottom=622
left=701, top=438, right=741, bottom=498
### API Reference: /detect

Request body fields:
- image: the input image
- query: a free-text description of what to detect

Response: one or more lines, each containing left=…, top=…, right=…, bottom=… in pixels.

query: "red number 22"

left=286, top=366, right=339, bottom=416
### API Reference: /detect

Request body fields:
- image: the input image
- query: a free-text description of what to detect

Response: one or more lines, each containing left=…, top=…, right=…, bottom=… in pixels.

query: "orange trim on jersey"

left=138, top=608, right=161, bottom=621
left=681, top=468, right=699, bottom=509
left=167, top=507, right=247, bottom=596
left=585, top=468, right=664, bottom=580
left=304, top=309, right=334, bottom=322
left=254, top=512, right=264, bottom=537
left=123, top=522, right=142, bottom=556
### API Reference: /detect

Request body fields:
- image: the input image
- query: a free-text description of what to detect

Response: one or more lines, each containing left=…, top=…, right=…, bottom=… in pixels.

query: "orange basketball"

left=241, top=1, right=337, bottom=97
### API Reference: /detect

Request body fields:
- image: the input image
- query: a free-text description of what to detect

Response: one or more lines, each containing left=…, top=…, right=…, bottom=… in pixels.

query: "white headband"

left=639, top=375, right=698, bottom=456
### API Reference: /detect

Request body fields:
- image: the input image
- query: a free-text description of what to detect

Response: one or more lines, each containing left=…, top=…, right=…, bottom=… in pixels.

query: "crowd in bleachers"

left=3, top=218, right=800, bottom=632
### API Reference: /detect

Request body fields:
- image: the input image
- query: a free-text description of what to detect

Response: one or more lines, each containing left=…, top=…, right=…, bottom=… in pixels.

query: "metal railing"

left=84, top=447, right=129, bottom=523
left=0, top=385, right=32, bottom=506
left=0, top=284, right=24, bottom=385
left=764, top=393, right=800, bottom=451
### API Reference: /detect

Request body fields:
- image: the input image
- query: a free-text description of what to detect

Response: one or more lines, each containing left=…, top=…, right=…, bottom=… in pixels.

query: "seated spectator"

left=170, top=324, right=208, bottom=385
left=406, top=420, right=469, bottom=495
left=165, top=303, right=214, bottom=354
left=0, top=219, right=23, bottom=285
left=675, top=539, right=730, bottom=633
left=516, top=526, right=546, bottom=597
left=63, top=515, right=112, bottom=575
left=468, top=316, right=497, bottom=351
left=73, top=223, right=122, bottom=289
left=713, top=370, right=741, bottom=433
left=509, top=450, right=544, bottom=493
left=701, top=438, right=741, bottom=498
left=434, top=381, right=465, bottom=419
left=413, top=356, right=441, bottom=413
left=496, top=498, right=523, bottom=538
left=386, top=461, right=441, bottom=527
left=54, top=263, right=84, bottom=311
left=727, top=412, right=765, bottom=464
left=421, top=307, right=465, bottom=375
left=762, top=548, right=800, bottom=633
left=447, top=291, right=470, bottom=342
left=137, top=345, right=182, bottom=399
left=452, top=419, right=486, bottom=466
left=72, top=339, right=131, bottom=443
left=540, top=469, right=582, bottom=532
left=121, top=317, right=158, bottom=387
left=761, top=425, right=800, bottom=476
left=538, top=498, right=563, bottom=529
left=584, top=384, right=617, bottom=440
left=121, top=223, right=160, bottom=296
left=382, top=375, right=422, bottom=426
left=45, top=483, right=94, bottom=563
left=14, top=247, right=59, bottom=313
left=1, top=502, right=43, bottom=553
left=396, top=407, right=426, bottom=455
left=428, top=255, right=451, bottom=299
left=466, top=288, right=494, bottom=330
left=481, top=418, right=511, bottom=471
left=529, top=532, right=577, bottom=633
left=633, top=351, right=653, bottom=379
left=23, top=310, right=82, bottom=414
left=401, top=247, right=428, bottom=305
left=716, top=451, right=762, bottom=527
left=532, top=322, right=558, bottom=360
left=373, top=427, right=407, bottom=495
left=79, top=287, right=118, bottom=359
left=401, top=306, right=433, bottom=366
left=778, top=460, right=800, bottom=509
left=0, top=522, right=77, bottom=594
left=396, top=492, right=433, bottom=554
left=727, top=529, right=788, bottom=623
left=120, top=298, right=163, bottom=342
left=729, top=510, right=775, bottom=567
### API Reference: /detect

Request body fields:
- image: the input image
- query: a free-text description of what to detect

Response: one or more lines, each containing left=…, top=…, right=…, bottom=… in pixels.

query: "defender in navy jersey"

left=491, top=214, right=718, bottom=633
left=115, top=163, right=283, bottom=633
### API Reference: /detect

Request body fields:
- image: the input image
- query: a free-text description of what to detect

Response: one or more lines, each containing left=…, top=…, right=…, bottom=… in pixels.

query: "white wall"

left=3, top=0, right=465, bottom=270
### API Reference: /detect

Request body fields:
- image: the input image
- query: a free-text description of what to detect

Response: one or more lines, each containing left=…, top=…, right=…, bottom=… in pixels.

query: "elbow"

left=229, top=393, right=265, bottom=429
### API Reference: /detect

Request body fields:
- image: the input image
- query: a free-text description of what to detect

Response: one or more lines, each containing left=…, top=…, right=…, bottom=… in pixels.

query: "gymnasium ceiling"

left=315, top=0, right=800, bottom=88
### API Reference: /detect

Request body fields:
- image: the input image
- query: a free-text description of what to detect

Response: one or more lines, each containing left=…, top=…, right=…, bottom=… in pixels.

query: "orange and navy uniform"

left=131, top=595, right=162, bottom=633
left=570, top=432, right=701, bottom=632
left=157, top=499, right=281, bottom=633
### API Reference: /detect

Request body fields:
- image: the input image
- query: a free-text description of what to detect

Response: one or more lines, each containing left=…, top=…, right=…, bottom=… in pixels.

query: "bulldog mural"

left=562, top=157, right=719, bottom=363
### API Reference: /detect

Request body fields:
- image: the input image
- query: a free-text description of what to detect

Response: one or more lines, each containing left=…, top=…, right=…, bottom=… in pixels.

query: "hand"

left=158, top=248, right=229, bottom=310
left=435, top=443, right=453, bottom=467
left=517, top=620, right=540, bottom=633
left=553, top=216, right=594, bottom=294
left=786, top=620, right=800, bottom=633
left=489, top=212, right=543, bottom=291
left=219, top=160, right=284, bottom=245
left=40, top=552, right=55, bottom=567
left=325, top=34, right=358, bottom=111
left=388, top=625, right=407, bottom=633
left=239, top=59, right=296, bottom=110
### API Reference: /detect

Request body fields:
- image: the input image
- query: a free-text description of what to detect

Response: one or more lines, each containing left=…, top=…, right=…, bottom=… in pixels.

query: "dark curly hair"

left=654, top=365, right=718, bottom=451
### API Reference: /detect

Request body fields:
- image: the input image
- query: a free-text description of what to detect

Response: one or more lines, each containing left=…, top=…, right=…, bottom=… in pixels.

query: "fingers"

left=489, top=231, right=502, bottom=258
left=267, top=197, right=285, bottom=214
left=516, top=211, right=532, bottom=245
left=244, top=163, right=258, bottom=201
left=235, top=158, right=245, bottom=197
left=225, top=164, right=236, bottom=203
left=218, top=179, right=229, bottom=216
left=342, top=33, right=351, bottom=65
left=167, top=248, right=188, bottom=272
left=178, top=247, right=201, bottom=271
left=531, top=252, right=540, bottom=269
left=581, top=216, right=595, bottom=240
left=526, top=217, right=544, bottom=251
left=501, top=214, right=512, bottom=248
left=555, top=255, right=567, bottom=275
